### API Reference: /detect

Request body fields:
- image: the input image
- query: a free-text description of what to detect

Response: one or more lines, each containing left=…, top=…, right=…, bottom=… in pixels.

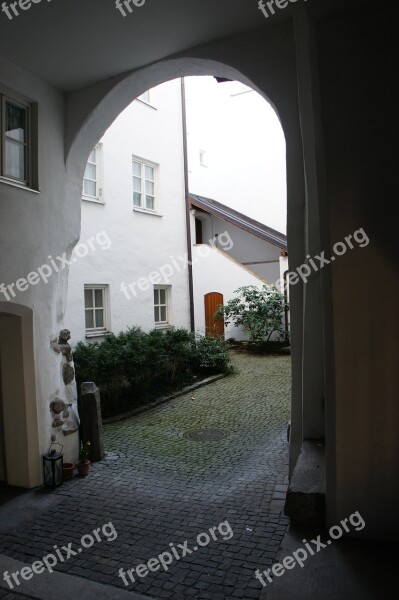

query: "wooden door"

left=204, top=292, right=224, bottom=338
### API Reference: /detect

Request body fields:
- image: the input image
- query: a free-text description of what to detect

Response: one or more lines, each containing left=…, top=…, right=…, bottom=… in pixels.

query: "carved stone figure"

left=58, top=329, right=71, bottom=345
left=50, top=398, right=66, bottom=414
left=51, top=329, right=73, bottom=362
left=49, top=329, right=79, bottom=441
left=62, top=421, right=78, bottom=436
left=63, top=363, right=75, bottom=385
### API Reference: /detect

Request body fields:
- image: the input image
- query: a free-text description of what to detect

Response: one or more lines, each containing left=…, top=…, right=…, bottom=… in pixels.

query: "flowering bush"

left=215, top=285, right=289, bottom=345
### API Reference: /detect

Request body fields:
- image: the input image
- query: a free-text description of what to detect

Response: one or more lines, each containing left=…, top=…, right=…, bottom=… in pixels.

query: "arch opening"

left=66, top=58, right=285, bottom=184
left=63, top=46, right=324, bottom=539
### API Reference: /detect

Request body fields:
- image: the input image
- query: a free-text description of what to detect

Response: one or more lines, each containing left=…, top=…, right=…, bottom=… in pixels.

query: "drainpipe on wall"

left=283, top=269, right=290, bottom=342
left=181, top=77, right=195, bottom=332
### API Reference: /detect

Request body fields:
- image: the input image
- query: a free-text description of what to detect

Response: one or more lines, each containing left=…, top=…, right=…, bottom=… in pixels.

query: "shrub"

left=73, top=327, right=230, bottom=417
left=194, top=335, right=231, bottom=372
left=215, top=285, right=289, bottom=345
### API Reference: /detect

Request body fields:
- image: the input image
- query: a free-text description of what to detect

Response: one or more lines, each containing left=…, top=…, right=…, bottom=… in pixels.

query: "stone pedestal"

left=284, top=439, right=326, bottom=526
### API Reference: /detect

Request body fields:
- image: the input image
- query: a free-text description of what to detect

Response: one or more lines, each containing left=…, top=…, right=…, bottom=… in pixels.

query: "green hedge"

left=74, top=327, right=231, bottom=417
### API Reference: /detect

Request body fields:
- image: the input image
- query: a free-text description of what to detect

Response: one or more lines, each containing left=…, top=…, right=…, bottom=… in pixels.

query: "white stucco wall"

left=185, top=76, right=287, bottom=233
left=0, top=56, right=80, bottom=483
left=65, top=79, right=191, bottom=343
left=194, top=211, right=282, bottom=285
left=279, top=255, right=289, bottom=289
left=192, top=243, right=271, bottom=340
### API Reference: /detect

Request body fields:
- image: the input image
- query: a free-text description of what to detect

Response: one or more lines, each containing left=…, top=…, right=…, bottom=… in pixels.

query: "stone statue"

left=51, top=329, right=73, bottom=362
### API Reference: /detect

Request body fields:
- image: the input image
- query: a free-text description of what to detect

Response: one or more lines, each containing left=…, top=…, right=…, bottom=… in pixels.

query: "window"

left=84, top=285, right=109, bottom=335
left=138, top=90, right=150, bottom=103
left=154, top=286, right=171, bottom=327
left=0, top=93, right=31, bottom=185
left=195, top=218, right=203, bottom=244
left=132, top=158, right=157, bottom=211
left=82, top=144, right=103, bottom=202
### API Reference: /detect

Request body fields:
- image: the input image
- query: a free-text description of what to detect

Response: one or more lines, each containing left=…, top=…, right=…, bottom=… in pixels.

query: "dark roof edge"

left=189, top=194, right=287, bottom=251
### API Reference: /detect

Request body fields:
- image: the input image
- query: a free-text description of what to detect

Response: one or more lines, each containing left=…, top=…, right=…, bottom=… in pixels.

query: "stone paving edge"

left=102, top=372, right=229, bottom=424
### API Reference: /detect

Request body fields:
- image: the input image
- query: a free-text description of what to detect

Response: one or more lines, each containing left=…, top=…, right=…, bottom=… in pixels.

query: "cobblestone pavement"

left=0, top=352, right=291, bottom=600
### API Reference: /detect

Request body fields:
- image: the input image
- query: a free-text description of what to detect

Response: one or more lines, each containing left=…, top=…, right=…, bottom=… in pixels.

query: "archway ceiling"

left=0, top=0, right=354, bottom=92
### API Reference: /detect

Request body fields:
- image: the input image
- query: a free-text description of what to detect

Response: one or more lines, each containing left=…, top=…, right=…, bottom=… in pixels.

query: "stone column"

left=79, top=382, right=104, bottom=462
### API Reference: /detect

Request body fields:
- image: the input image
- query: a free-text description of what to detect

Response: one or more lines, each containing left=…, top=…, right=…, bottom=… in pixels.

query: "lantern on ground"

left=43, top=441, right=63, bottom=487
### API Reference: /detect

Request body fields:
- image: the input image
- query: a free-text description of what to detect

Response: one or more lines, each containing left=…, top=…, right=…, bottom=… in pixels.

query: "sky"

left=185, top=76, right=287, bottom=234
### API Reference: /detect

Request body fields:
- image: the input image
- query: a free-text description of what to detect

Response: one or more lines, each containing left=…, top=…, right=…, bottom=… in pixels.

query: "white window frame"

left=136, top=90, right=157, bottom=110
left=132, top=156, right=159, bottom=213
left=0, top=91, right=31, bottom=187
left=84, top=284, right=110, bottom=336
left=82, top=143, right=104, bottom=203
left=138, top=90, right=150, bottom=104
left=154, top=285, right=172, bottom=328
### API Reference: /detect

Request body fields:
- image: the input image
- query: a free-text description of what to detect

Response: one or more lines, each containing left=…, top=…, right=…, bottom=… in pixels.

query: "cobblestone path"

left=0, top=352, right=291, bottom=600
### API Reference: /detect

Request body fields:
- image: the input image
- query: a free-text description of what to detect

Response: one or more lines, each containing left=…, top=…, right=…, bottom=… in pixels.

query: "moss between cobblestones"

left=0, top=352, right=292, bottom=600
left=103, top=352, right=291, bottom=470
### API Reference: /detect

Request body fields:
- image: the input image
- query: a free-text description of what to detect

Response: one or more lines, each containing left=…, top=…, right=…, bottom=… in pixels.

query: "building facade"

left=65, top=77, right=286, bottom=345
left=64, top=80, right=191, bottom=342
left=190, top=194, right=288, bottom=339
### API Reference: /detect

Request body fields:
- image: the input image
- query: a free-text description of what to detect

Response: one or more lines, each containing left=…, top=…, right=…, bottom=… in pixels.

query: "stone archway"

left=64, top=44, right=311, bottom=459
left=63, top=27, right=330, bottom=522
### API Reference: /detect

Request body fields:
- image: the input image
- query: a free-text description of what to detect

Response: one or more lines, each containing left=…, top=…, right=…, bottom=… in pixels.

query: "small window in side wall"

left=0, top=92, right=37, bottom=188
left=132, top=157, right=158, bottom=212
left=154, top=286, right=171, bottom=327
left=138, top=90, right=150, bottom=103
left=82, top=144, right=103, bottom=202
left=84, top=285, right=110, bottom=335
left=195, top=218, right=203, bottom=244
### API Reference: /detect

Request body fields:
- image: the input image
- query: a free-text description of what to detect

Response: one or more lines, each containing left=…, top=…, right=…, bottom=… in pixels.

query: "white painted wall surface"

left=185, top=76, right=287, bottom=233
left=65, top=80, right=191, bottom=343
left=279, top=255, right=289, bottom=293
left=194, top=211, right=282, bottom=285
left=186, top=76, right=286, bottom=341
left=0, top=56, right=79, bottom=482
left=192, top=243, right=270, bottom=340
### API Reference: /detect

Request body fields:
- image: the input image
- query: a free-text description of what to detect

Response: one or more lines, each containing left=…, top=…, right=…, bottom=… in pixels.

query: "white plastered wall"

left=64, top=79, right=191, bottom=342
left=192, top=244, right=273, bottom=340
left=0, top=56, right=80, bottom=485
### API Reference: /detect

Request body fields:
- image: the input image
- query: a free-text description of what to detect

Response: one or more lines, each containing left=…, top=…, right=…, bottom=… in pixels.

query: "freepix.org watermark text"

left=276, top=227, right=369, bottom=291
left=3, top=522, right=118, bottom=590
left=115, top=0, right=145, bottom=18
left=120, top=231, right=233, bottom=299
left=258, top=0, right=307, bottom=20
left=118, top=520, right=233, bottom=587
left=0, top=231, right=111, bottom=302
left=254, top=511, right=366, bottom=588
left=1, top=0, right=56, bottom=21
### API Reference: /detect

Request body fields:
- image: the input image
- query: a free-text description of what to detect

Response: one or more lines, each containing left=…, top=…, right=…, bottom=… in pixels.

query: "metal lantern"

left=43, top=442, right=63, bottom=487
